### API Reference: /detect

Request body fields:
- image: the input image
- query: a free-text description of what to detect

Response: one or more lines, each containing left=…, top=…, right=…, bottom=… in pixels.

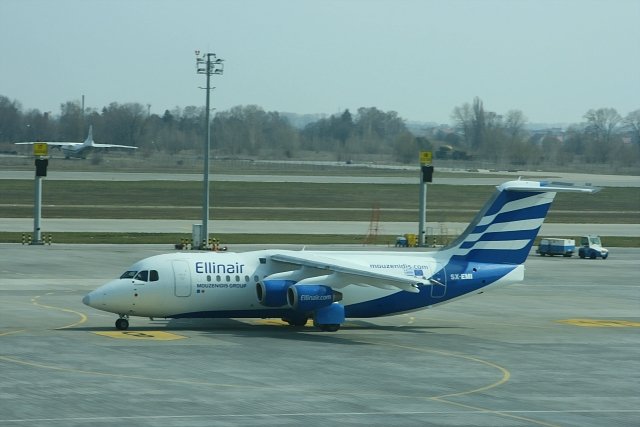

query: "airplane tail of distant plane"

left=83, top=125, right=95, bottom=146
left=439, top=180, right=598, bottom=265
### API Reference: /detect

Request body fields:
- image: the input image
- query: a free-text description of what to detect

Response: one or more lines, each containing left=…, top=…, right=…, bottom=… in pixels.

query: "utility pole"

left=32, top=143, right=49, bottom=245
left=195, top=51, right=224, bottom=249
left=418, top=151, right=433, bottom=247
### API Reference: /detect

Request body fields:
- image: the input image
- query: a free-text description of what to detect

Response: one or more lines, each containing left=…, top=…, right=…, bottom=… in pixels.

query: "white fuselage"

left=83, top=249, right=521, bottom=320
left=83, top=179, right=596, bottom=331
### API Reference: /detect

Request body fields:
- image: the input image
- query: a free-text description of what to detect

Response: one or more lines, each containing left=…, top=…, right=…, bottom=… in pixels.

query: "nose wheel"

left=115, top=317, right=129, bottom=330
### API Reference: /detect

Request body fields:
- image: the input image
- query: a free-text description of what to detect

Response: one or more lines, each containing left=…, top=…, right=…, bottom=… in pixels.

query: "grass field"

left=2, top=157, right=638, bottom=245
left=2, top=180, right=638, bottom=224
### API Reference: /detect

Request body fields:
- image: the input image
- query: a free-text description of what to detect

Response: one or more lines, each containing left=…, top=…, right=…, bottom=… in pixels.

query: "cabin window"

left=253, top=275, right=259, bottom=282
left=235, top=275, right=240, bottom=282
left=225, top=275, right=231, bottom=282
left=216, top=275, right=221, bottom=282
left=245, top=275, right=250, bottom=283
left=120, top=271, right=137, bottom=279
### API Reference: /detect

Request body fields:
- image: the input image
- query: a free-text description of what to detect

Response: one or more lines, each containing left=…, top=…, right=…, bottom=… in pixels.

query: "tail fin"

left=440, top=180, right=598, bottom=265
left=84, top=125, right=94, bottom=146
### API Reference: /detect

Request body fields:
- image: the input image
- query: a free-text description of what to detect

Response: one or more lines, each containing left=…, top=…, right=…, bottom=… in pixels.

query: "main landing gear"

left=115, top=315, right=129, bottom=330
left=282, top=316, right=309, bottom=327
left=281, top=316, right=341, bottom=332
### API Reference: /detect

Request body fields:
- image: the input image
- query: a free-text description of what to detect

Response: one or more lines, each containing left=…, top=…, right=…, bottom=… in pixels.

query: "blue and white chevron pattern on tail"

left=441, top=180, right=597, bottom=265
left=451, top=190, right=553, bottom=264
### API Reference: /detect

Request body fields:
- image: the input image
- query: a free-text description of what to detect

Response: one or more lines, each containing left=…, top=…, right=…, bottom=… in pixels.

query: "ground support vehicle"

left=578, top=235, right=609, bottom=259
left=537, top=238, right=575, bottom=257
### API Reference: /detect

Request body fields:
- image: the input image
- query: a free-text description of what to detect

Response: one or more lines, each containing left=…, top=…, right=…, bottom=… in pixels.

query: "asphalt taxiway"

left=1, top=244, right=639, bottom=426
left=1, top=168, right=639, bottom=187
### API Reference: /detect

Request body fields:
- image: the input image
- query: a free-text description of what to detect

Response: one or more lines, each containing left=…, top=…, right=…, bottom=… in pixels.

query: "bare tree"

left=58, top=100, right=85, bottom=140
left=451, top=97, right=487, bottom=150
left=623, top=109, right=640, bottom=144
left=584, top=108, right=622, bottom=144
left=504, top=109, right=527, bottom=142
left=451, top=102, right=473, bottom=147
left=0, top=96, right=23, bottom=142
left=471, top=97, right=485, bottom=150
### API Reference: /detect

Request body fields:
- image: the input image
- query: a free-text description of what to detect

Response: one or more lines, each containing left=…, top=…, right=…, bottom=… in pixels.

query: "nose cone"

left=82, top=280, right=133, bottom=314
left=82, top=290, right=101, bottom=308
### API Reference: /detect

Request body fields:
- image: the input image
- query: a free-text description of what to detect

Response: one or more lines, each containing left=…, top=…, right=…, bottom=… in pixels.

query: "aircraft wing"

left=15, top=141, right=80, bottom=147
left=269, top=252, right=422, bottom=293
left=91, top=143, right=137, bottom=150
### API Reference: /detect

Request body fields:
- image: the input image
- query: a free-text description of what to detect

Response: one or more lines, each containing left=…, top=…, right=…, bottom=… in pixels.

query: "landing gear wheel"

left=115, top=318, right=129, bottom=330
left=283, top=317, right=308, bottom=327
left=319, top=324, right=340, bottom=332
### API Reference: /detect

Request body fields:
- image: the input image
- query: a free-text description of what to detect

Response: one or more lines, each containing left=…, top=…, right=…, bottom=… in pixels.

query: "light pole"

left=195, top=51, right=224, bottom=249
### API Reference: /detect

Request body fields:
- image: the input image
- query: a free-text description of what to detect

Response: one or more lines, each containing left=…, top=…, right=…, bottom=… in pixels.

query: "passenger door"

left=172, top=260, right=192, bottom=297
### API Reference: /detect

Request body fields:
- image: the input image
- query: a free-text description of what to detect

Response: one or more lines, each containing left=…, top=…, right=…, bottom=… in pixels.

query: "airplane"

left=15, top=125, right=137, bottom=159
left=83, top=180, right=597, bottom=332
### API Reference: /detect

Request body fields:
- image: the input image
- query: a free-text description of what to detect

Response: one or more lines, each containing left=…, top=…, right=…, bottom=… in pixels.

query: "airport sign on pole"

left=420, top=150, right=432, bottom=165
left=32, top=144, right=49, bottom=245
left=33, top=143, right=48, bottom=157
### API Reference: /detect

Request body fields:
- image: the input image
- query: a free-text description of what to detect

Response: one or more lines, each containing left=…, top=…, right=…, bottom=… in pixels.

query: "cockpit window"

left=120, top=270, right=158, bottom=282
left=134, top=271, right=149, bottom=282
left=120, top=271, right=137, bottom=279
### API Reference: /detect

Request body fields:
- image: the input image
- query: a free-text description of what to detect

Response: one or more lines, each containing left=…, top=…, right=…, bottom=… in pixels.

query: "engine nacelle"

left=256, top=280, right=294, bottom=307
left=287, top=284, right=342, bottom=312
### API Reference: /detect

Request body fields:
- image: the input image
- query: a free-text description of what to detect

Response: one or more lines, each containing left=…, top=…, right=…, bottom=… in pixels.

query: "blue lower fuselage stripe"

left=170, top=308, right=299, bottom=319
left=345, top=262, right=517, bottom=317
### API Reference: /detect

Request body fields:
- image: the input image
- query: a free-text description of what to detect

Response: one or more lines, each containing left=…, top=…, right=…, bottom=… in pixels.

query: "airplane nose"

left=82, top=294, right=91, bottom=306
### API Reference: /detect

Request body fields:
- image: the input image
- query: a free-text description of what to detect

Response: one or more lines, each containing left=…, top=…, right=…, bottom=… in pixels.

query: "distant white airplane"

left=15, top=126, right=137, bottom=159
left=83, top=180, right=598, bottom=332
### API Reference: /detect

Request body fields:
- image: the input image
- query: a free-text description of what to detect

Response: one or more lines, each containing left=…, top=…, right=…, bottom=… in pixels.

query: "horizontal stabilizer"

left=499, top=180, right=600, bottom=194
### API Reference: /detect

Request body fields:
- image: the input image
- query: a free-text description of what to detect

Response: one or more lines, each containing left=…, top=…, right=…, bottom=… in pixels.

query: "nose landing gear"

left=115, top=315, right=129, bottom=330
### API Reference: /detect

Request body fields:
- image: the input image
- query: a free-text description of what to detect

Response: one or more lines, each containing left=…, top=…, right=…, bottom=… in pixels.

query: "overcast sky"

left=1, top=0, right=638, bottom=125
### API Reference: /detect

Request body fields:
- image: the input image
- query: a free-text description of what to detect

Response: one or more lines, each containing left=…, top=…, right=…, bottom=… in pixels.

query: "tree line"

left=1, top=94, right=638, bottom=168
left=451, top=97, right=640, bottom=168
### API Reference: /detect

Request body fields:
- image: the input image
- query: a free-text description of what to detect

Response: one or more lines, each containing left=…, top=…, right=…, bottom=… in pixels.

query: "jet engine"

left=256, top=280, right=295, bottom=307
left=287, top=284, right=342, bottom=312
